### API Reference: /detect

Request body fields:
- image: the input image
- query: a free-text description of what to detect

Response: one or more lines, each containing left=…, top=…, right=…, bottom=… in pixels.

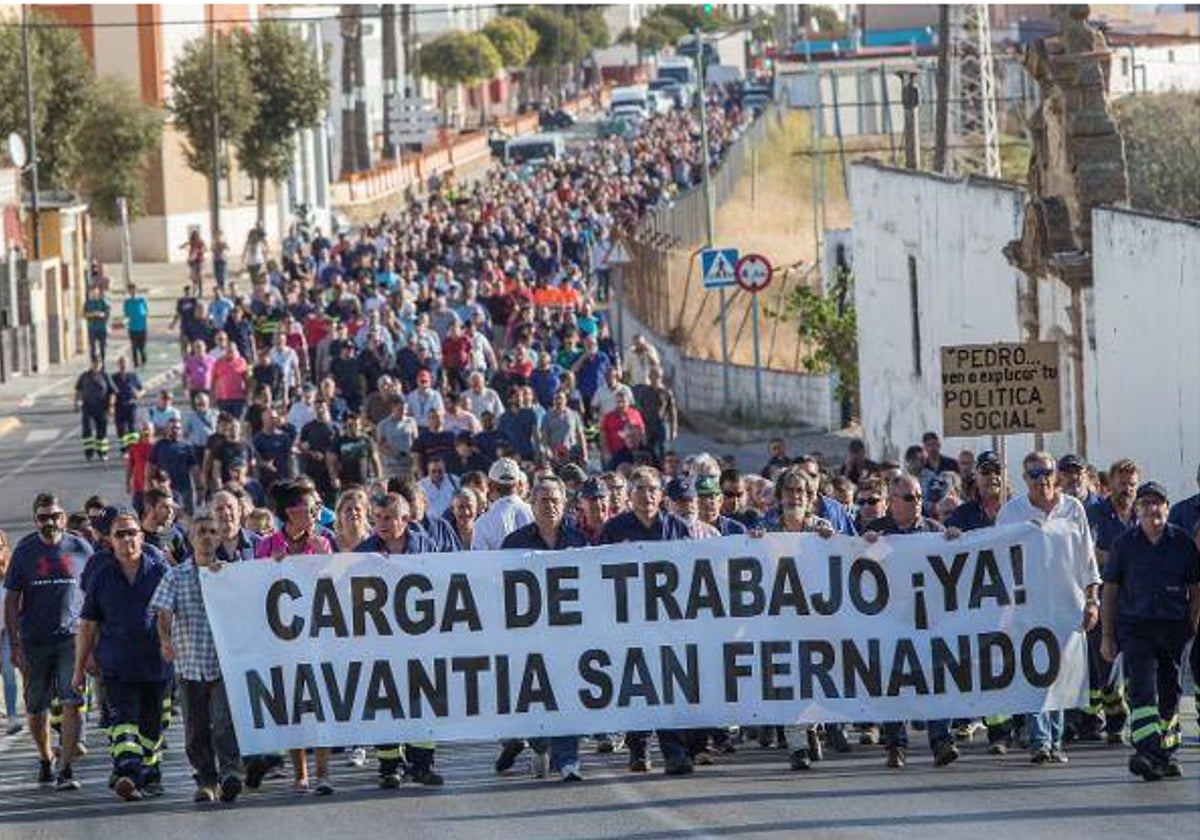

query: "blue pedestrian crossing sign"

left=701, top=248, right=739, bottom=289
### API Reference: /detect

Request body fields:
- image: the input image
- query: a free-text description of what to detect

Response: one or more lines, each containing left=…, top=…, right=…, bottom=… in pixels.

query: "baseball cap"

left=1058, top=454, right=1087, bottom=472
left=95, top=504, right=136, bottom=536
left=976, top=450, right=1002, bottom=471
left=579, top=477, right=610, bottom=500
left=694, top=475, right=721, bottom=496
left=488, top=457, right=522, bottom=486
left=666, top=476, right=697, bottom=502
left=1135, top=481, right=1169, bottom=504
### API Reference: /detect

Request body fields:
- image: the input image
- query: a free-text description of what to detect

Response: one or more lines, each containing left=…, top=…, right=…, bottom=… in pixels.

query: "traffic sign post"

left=387, top=96, right=438, bottom=149
left=735, top=254, right=774, bottom=423
left=701, top=247, right=739, bottom=289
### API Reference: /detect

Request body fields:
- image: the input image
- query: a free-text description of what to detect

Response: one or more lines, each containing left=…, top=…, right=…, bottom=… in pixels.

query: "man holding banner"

left=600, top=465, right=697, bottom=776
left=997, top=451, right=1101, bottom=766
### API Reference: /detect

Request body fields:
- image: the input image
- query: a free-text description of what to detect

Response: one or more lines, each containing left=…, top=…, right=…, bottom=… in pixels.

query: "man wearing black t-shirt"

left=329, top=414, right=381, bottom=490
left=299, top=401, right=340, bottom=502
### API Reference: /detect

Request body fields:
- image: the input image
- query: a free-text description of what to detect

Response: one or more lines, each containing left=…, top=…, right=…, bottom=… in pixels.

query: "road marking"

left=16, top=374, right=75, bottom=408
left=0, top=432, right=70, bottom=490
left=25, top=427, right=62, bottom=443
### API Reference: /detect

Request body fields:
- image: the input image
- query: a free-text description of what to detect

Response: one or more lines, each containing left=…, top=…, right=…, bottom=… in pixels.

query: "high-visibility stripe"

left=408, top=741, right=436, bottom=750
left=984, top=715, right=1010, bottom=726
left=377, top=748, right=402, bottom=760
left=1159, top=715, right=1179, bottom=732
left=110, top=723, right=140, bottom=738
left=1131, top=721, right=1160, bottom=744
left=1128, top=706, right=1158, bottom=723
left=1162, top=731, right=1180, bottom=749
left=112, top=742, right=143, bottom=757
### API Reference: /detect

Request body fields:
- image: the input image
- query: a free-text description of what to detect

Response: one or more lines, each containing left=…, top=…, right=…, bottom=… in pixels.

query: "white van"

left=609, top=85, right=649, bottom=117
left=504, top=132, right=566, bottom=166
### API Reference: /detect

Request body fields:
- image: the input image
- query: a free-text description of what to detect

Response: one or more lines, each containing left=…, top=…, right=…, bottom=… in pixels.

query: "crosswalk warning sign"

left=701, top=248, right=739, bottom=289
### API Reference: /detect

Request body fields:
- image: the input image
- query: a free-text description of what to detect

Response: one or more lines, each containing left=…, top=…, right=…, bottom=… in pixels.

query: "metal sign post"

left=735, top=253, right=774, bottom=423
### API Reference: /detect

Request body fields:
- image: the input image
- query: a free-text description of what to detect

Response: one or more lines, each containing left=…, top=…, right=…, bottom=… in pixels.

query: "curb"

left=0, top=416, right=21, bottom=439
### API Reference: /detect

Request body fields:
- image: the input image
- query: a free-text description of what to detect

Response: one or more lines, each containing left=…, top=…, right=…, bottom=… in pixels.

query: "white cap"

left=488, top=457, right=522, bottom=486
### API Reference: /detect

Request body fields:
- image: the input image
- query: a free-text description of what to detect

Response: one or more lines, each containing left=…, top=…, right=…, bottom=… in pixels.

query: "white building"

left=850, top=161, right=1200, bottom=501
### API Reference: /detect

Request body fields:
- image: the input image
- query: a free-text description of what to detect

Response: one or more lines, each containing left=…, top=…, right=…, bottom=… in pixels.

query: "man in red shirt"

left=126, top=421, right=154, bottom=513
left=440, top=321, right=473, bottom=391
left=599, top=389, right=645, bottom=471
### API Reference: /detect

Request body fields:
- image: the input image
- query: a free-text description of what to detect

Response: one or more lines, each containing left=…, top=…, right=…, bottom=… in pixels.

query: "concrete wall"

left=851, top=162, right=1044, bottom=461
left=852, top=162, right=1198, bottom=494
left=612, top=298, right=837, bottom=431
left=1088, top=208, right=1200, bottom=502
left=1111, top=41, right=1200, bottom=96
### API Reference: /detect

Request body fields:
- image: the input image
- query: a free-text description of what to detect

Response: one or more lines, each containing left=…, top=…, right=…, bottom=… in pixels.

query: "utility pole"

left=899, top=70, right=921, bottom=169
left=946, top=4, right=1000, bottom=176
left=21, top=5, right=41, bottom=260
left=382, top=4, right=398, bottom=159
left=209, top=15, right=221, bottom=240
left=694, top=27, right=730, bottom=408
left=933, top=4, right=951, bottom=173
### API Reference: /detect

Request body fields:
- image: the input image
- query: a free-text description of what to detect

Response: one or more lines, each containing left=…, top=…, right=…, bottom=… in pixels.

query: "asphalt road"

left=0, top=718, right=1197, bottom=840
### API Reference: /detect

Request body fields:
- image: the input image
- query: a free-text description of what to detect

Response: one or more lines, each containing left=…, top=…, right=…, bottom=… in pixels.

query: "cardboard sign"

left=940, top=342, right=1062, bottom=436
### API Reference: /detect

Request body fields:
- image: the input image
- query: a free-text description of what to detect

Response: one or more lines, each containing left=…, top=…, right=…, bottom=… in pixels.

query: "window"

left=1120, top=57, right=1129, bottom=76
left=907, top=255, right=922, bottom=377
left=1168, top=50, right=1176, bottom=63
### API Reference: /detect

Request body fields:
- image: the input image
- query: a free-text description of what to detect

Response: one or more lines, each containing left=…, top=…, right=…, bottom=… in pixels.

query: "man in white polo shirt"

left=996, top=449, right=1101, bottom=765
left=470, top=458, right=533, bottom=550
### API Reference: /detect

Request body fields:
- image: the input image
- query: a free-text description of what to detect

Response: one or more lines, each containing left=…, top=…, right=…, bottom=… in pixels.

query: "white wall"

left=1088, top=208, right=1200, bottom=502
left=1111, top=41, right=1200, bottom=96
left=851, top=162, right=1040, bottom=462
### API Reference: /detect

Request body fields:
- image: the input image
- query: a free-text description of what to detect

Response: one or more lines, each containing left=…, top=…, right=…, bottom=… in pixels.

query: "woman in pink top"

left=182, top=339, right=215, bottom=397
left=210, top=346, right=249, bottom=419
left=254, top=479, right=335, bottom=795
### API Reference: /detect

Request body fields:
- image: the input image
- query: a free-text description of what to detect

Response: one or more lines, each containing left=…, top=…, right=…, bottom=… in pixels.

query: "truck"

left=677, top=30, right=749, bottom=84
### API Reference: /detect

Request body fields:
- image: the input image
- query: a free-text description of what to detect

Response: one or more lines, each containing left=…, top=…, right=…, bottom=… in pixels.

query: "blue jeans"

left=529, top=736, right=580, bottom=770
left=626, top=729, right=689, bottom=764
left=0, top=629, right=18, bottom=719
left=1027, top=710, right=1064, bottom=751
left=883, top=719, right=952, bottom=753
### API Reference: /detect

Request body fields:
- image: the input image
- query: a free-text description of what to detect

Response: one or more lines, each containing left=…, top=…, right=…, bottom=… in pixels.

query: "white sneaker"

left=530, top=751, right=550, bottom=779
left=561, top=762, right=583, bottom=782
left=346, top=747, right=367, bottom=768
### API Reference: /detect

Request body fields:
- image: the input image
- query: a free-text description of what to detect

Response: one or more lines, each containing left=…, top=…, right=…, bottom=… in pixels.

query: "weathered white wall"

left=1088, top=208, right=1200, bottom=502
left=1111, top=41, right=1200, bottom=96
left=851, top=162, right=1043, bottom=462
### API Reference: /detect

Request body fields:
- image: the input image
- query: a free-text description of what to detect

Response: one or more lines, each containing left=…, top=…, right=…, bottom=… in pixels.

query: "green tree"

left=234, top=22, right=328, bottom=223
left=659, top=4, right=732, bottom=32
left=518, top=8, right=590, bottom=69
left=168, top=32, right=255, bottom=236
left=1115, top=92, right=1200, bottom=219
left=419, top=31, right=502, bottom=122
left=808, top=5, right=846, bottom=37
left=72, top=76, right=164, bottom=226
left=573, top=7, right=610, bottom=50
left=630, top=11, right=689, bottom=55
left=0, top=14, right=95, bottom=190
left=778, top=269, right=860, bottom=415
left=483, top=16, right=539, bottom=69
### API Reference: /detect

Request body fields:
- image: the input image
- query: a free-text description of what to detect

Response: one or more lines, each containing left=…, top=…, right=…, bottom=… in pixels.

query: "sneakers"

left=692, top=749, right=715, bottom=766
left=312, top=776, right=335, bottom=796
left=629, top=757, right=651, bottom=773
left=886, top=746, right=906, bottom=768
left=829, top=727, right=852, bottom=754
left=1031, top=746, right=1053, bottom=765
left=346, top=747, right=367, bottom=767
left=114, top=776, right=142, bottom=802
left=954, top=721, right=982, bottom=742
left=379, top=771, right=402, bottom=790
left=1129, top=754, right=1164, bottom=782
left=789, top=748, right=812, bottom=771
left=38, top=759, right=54, bottom=784
left=561, top=762, right=583, bottom=782
left=1162, top=759, right=1182, bottom=779
left=934, top=741, right=961, bottom=767
left=859, top=725, right=880, bottom=746
left=194, top=785, right=216, bottom=803
left=1049, top=748, right=1070, bottom=764
left=409, top=768, right=444, bottom=786
left=495, top=740, right=525, bottom=774
left=663, top=758, right=694, bottom=776
left=988, top=741, right=1009, bottom=756
left=55, top=766, right=81, bottom=791
left=807, top=729, right=824, bottom=762
left=1106, top=731, right=1126, bottom=746
left=219, top=775, right=243, bottom=803
left=595, top=737, right=616, bottom=754
left=142, top=780, right=165, bottom=798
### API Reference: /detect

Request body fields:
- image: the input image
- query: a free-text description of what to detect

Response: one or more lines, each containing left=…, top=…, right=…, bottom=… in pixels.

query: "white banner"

left=201, top=521, right=1090, bottom=754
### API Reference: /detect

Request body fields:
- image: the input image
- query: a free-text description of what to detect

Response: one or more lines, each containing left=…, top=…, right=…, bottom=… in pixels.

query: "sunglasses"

left=722, top=489, right=744, bottom=498
left=856, top=496, right=881, bottom=506
left=1026, top=467, right=1056, bottom=481
left=36, top=511, right=65, bottom=523
left=978, top=465, right=1002, bottom=475
left=897, top=493, right=922, bottom=503
left=112, top=528, right=140, bottom=539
